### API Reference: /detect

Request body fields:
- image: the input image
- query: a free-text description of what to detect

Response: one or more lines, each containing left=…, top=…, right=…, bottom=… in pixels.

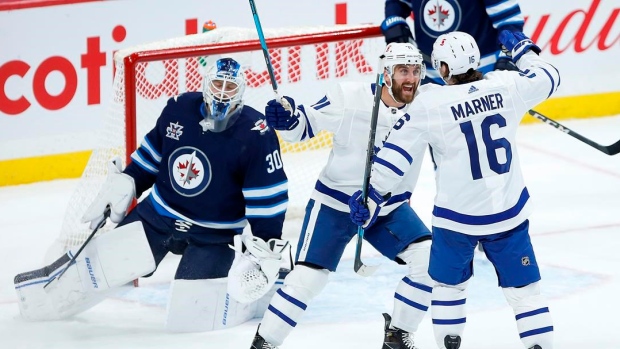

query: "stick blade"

left=606, top=140, right=620, bottom=155
left=354, top=258, right=379, bottom=277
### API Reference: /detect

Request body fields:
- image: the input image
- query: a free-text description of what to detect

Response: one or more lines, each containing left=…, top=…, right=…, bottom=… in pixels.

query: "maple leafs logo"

left=427, top=5, right=450, bottom=28
left=177, top=160, right=200, bottom=185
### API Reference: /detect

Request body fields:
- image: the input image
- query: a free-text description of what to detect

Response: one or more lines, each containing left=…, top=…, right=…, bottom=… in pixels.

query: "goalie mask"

left=201, top=57, right=246, bottom=132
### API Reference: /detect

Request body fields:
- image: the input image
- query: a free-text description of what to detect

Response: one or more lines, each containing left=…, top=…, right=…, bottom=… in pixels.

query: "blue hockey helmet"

left=202, top=57, right=246, bottom=132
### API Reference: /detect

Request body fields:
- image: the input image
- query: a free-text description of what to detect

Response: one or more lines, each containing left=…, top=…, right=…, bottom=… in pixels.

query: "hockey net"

left=48, top=24, right=384, bottom=258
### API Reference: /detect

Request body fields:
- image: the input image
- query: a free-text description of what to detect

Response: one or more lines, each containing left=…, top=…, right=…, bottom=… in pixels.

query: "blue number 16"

left=459, top=113, right=512, bottom=180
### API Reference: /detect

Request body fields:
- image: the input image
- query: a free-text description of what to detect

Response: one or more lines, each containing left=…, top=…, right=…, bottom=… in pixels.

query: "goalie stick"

left=248, top=0, right=293, bottom=111
left=529, top=110, right=620, bottom=156
left=353, top=56, right=386, bottom=277
left=43, top=206, right=110, bottom=289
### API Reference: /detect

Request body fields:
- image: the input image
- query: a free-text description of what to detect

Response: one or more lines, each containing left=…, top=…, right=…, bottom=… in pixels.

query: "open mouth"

left=402, top=85, right=414, bottom=93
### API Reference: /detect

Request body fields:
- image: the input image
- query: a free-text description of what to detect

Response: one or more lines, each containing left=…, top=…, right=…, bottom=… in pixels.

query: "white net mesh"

left=49, top=24, right=384, bottom=258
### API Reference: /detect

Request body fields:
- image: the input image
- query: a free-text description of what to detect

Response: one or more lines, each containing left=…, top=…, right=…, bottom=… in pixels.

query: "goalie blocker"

left=14, top=222, right=291, bottom=332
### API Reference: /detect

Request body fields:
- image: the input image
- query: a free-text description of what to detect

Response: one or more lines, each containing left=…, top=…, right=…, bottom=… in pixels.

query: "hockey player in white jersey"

left=350, top=31, right=559, bottom=349
left=250, top=43, right=433, bottom=349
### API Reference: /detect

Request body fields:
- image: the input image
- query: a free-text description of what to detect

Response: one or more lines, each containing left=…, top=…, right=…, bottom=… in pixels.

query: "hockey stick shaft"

left=43, top=206, right=110, bottom=289
left=248, top=0, right=292, bottom=110
left=249, top=0, right=279, bottom=96
left=528, top=110, right=620, bottom=156
left=354, top=59, right=385, bottom=277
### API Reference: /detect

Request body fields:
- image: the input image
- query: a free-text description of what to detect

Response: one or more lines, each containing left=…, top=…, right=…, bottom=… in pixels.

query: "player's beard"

left=392, top=81, right=416, bottom=104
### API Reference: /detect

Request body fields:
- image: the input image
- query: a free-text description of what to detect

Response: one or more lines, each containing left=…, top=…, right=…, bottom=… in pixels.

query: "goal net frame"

left=49, top=24, right=384, bottom=262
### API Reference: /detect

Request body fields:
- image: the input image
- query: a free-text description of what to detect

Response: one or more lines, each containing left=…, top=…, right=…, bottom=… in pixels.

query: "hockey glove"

left=381, top=16, right=415, bottom=45
left=227, top=234, right=289, bottom=303
left=498, top=30, right=541, bottom=63
left=265, top=96, right=300, bottom=131
left=381, top=16, right=417, bottom=47
left=348, top=185, right=390, bottom=229
left=81, top=157, right=135, bottom=229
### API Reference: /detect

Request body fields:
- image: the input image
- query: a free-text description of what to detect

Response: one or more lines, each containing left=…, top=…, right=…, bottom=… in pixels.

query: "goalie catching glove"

left=227, top=234, right=289, bottom=304
left=81, top=157, right=135, bottom=229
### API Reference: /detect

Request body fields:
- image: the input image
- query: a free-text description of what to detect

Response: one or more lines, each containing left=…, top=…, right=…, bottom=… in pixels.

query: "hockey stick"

left=43, top=206, right=110, bottom=289
left=354, top=57, right=385, bottom=277
left=248, top=0, right=293, bottom=110
left=528, top=110, right=620, bottom=156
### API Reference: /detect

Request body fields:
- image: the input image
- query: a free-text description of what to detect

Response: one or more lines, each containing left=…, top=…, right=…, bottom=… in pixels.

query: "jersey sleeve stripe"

left=310, top=96, right=330, bottom=110
left=485, top=0, right=524, bottom=27
left=432, top=187, right=530, bottom=225
left=130, top=152, right=159, bottom=174
left=298, top=105, right=316, bottom=139
left=140, top=138, right=162, bottom=162
left=245, top=200, right=288, bottom=218
left=539, top=67, right=557, bottom=98
left=242, top=180, right=288, bottom=199
left=374, top=157, right=405, bottom=176
left=383, top=142, right=413, bottom=164
left=487, top=5, right=523, bottom=25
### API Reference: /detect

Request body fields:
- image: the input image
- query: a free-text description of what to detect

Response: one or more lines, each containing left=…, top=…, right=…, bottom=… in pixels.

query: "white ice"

left=1, top=115, right=620, bottom=349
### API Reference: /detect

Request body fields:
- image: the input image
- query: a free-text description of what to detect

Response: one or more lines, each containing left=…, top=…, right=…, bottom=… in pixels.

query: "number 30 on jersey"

left=266, top=150, right=283, bottom=173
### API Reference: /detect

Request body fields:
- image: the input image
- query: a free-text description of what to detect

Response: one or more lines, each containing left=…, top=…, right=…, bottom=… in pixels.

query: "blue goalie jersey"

left=123, top=92, right=288, bottom=241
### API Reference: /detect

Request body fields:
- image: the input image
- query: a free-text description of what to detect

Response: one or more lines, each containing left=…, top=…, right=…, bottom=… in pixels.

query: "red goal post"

left=48, top=24, right=384, bottom=259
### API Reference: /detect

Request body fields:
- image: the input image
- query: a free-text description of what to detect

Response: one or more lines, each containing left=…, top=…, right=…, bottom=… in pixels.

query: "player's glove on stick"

left=498, top=30, right=541, bottom=63
left=381, top=16, right=415, bottom=45
left=348, top=185, right=389, bottom=229
left=265, top=96, right=299, bottom=131
left=81, top=157, right=135, bottom=229
left=228, top=234, right=288, bottom=303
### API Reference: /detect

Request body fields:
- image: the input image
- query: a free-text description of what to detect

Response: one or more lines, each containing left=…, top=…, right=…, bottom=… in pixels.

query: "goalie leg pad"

left=14, top=221, right=155, bottom=321
left=166, top=278, right=257, bottom=333
left=14, top=253, right=107, bottom=321
left=391, top=240, right=433, bottom=333
left=259, top=265, right=329, bottom=346
left=503, top=282, right=554, bottom=349
left=89, top=221, right=156, bottom=288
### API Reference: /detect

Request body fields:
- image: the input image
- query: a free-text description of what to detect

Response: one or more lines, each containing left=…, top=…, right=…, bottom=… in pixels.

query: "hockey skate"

left=251, top=326, right=278, bottom=349
left=444, top=335, right=461, bottom=349
left=382, top=313, right=418, bottom=349
left=529, top=346, right=542, bottom=349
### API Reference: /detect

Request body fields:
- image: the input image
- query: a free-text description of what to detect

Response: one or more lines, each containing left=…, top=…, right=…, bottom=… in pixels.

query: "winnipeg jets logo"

left=428, top=3, right=450, bottom=28
left=251, top=119, right=270, bottom=134
left=168, top=147, right=212, bottom=197
left=176, top=151, right=201, bottom=186
left=166, top=122, right=184, bottom=140
left=420, top=0, right=462, bottom=38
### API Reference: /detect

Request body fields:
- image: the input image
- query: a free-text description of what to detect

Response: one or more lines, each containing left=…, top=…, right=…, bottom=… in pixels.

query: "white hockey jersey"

left=279, top=82, right=426, bottom=214
left=371, top=52, right=560, bottom=235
